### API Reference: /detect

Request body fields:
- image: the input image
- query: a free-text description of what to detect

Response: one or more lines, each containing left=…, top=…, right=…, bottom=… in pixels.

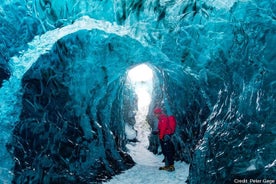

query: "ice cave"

left=0, top=0, right=275, bottom=183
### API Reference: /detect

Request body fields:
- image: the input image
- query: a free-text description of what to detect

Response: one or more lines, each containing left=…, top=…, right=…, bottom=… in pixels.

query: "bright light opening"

left=126, top=63, right=157, bottom=165
left=128, top=64, right=153, bottom=82
left=127, top=64, right=153, bottom=111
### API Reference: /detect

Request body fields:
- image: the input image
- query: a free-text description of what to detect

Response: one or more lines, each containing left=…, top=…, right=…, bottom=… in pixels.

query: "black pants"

left=160, top=135, right=175, bottom=166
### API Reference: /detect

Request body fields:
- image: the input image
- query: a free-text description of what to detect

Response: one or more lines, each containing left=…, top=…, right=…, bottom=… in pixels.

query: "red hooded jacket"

left=157, top=114, right=171, bottom=140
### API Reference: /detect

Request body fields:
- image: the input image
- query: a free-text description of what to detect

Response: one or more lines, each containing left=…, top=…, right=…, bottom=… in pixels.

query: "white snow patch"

left=105, top=152, right=189, bottom=184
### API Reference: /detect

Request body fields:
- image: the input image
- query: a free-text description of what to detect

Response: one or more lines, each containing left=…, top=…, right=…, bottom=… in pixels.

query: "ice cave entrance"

left=127, top=63, right=153, bottom=110
left=126, top=63, right=156, bottom=164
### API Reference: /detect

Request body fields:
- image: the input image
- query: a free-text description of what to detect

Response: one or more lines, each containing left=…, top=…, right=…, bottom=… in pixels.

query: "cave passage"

left=1, top=0, right=275, bottom=183
left=124, top=63, right=159, bottom=165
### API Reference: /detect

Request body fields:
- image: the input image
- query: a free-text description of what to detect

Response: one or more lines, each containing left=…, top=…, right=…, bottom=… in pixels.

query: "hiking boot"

left=159, top=165, right=175, bottom=172
left=159, top=166, right=169, bottom=170
left=167, top=165, right=175, bottom=172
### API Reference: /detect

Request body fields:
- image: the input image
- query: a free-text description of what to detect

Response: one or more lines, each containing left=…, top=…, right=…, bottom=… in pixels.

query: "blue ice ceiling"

left=0, top=0, right=275, bottom=183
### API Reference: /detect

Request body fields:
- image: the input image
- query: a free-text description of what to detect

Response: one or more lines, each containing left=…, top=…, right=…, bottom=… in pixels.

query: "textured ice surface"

left=0, top=0, right=275, bottom=183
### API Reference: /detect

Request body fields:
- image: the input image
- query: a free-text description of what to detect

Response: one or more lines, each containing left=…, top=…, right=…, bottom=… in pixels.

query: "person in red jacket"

left=153, top=108, right=175, bottom=171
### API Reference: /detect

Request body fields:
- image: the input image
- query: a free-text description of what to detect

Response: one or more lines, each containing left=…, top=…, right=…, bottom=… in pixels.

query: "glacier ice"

left=0, top=0, right=275, bottom=183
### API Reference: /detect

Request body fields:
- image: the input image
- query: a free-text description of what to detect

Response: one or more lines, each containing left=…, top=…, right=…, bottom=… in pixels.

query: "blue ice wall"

left=0, top=0, right=275, bottom=183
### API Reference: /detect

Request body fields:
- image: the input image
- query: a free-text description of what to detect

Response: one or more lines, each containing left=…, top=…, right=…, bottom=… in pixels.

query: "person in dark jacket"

left=153, top=108, right=175, bottom=171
